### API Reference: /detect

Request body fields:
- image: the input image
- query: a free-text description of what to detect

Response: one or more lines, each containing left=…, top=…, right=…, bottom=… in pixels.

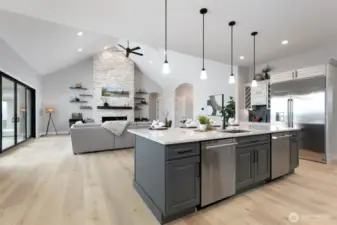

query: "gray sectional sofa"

left=70, top=122, right=151, bottom=154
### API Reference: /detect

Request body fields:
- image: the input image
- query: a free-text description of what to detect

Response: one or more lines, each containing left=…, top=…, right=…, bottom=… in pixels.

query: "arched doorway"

left=174, top=83, right=194, bottom=127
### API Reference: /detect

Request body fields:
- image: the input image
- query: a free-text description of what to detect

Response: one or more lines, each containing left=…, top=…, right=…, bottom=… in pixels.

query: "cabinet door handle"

left=206, top=142, right=238, bottom=150
left=256, top=151, right=259, bottom=163
left=272, top=135, right=292, bottom=140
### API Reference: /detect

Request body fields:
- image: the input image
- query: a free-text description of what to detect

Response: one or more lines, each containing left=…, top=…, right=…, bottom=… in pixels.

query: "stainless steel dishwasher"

left=201, top=139, right=237, bottom=207
left=271, top=133, right=291, bottom=179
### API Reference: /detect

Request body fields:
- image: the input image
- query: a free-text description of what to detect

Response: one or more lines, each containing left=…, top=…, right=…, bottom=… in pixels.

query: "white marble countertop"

left=128, top=124, right=301, bottom=145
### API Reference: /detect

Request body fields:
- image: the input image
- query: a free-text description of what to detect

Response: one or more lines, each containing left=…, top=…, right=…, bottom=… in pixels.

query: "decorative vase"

left=104, top=102, right=109, bottom=107
left=199, top=124, right=207, bottom=131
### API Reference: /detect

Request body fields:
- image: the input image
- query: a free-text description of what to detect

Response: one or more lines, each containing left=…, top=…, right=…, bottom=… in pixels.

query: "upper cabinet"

left=270, top=65, right=326, bottom=84
left=296, top=65, right=326, bottom=80
left=270, top=71, right=294, bottom=84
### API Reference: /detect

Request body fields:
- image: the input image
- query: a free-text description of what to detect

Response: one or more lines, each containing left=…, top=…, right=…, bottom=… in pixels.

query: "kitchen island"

left=128, top=125, right=300, bottom=224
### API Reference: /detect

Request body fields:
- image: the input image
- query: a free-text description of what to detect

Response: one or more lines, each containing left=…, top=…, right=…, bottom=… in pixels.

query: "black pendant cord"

left=253, top=35, right=255, bottom=79
left=251, top=32, right=258, bottom=80
left=164, top=0, right=168, bottom=62
left=231, top=24, right=233, bottom=75
left=202, top=13, right=205, bottom=69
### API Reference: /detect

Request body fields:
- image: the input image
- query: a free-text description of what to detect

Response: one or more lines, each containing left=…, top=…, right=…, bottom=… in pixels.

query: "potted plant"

left=197, top=115, right=210, bottom=131
left=219, top=96, right=235, bottom=129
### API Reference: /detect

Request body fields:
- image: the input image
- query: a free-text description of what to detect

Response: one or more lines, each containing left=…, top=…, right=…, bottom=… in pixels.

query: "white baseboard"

left=39, top=131, right=70, bottom=137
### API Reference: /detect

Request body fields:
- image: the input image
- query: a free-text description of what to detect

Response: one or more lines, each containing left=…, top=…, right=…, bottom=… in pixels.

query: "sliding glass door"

left=2, top=77, right=15, bottom=150
left=17, top=83, right=26, bottom=143
left=0, top=72, right=35, bottom=152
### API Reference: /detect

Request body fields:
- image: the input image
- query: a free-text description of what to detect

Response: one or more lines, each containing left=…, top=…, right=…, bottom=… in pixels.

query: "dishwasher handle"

left=205, top=142, right=238, bottom=150
left=272, top=135, right=292, bottom=140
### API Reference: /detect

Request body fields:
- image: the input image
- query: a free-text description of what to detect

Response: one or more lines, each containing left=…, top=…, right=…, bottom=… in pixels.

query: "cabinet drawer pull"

left=177, top=149, right=193, bottom=154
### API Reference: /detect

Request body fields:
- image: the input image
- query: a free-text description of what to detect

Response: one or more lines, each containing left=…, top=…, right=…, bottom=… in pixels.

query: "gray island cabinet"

left=133, top=137, right=200, bottom=224
left=129, top=127, right=300, bottom=224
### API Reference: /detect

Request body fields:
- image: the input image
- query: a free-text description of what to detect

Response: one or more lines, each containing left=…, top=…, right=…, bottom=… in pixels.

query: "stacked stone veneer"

left=93, top=50, right=135, bottom=122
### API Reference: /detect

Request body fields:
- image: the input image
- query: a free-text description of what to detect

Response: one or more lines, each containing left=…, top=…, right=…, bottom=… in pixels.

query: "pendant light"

left=200, top=8, right=208, bottom=80
left=251, top=31, right=258, bottom=87
left=162, top=0, right=170, bottom=74
left=228, top=21, right=236, bottom=84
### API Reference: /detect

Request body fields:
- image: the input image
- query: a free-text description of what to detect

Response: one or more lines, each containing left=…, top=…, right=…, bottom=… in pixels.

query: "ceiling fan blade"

left=118, top=44, right=126, bottom=50
left=130, top=46, right=141, bottom=51
left=132, top=52, right=143, bottom=56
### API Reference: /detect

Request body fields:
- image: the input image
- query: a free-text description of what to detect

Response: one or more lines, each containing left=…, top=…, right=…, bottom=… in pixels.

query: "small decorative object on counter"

left=101, top=97, right=109, bottom=107
left=163, top=110, right=169, bottom=127
left=197, top=115, right=210, bottom=131
left=75, top=83, right=82, bottom=88
left=220, top=96, right=235, bottom=129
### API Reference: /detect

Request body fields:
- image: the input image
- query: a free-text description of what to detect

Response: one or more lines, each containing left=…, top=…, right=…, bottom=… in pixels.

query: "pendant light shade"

left=251, top=31, right=258, bottom=87
left=162, top=0, right=170, bottom=74
left=200, top=8, right=208, bottom=80
left=200, top=68, right=207, bottom=80
left=228, top=21, right=236, bottom=84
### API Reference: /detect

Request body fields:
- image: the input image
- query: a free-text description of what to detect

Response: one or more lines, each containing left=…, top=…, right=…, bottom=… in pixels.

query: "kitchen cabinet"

left=270, top=71, right=294, bottom=84
left=254, top=144, right=271, bottom=182
left=236, top=147, right=255, bottom=190
left=236, top=135, right=271, bottom=192
left=295, top=65, right=325, bottom=80
left=166, top=156, right=200, bottom=214
left=270, top=65, right=326, bottom=84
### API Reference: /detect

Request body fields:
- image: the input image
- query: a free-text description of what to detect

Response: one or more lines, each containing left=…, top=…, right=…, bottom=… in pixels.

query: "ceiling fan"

left=118, top=40, right=143, bottom=58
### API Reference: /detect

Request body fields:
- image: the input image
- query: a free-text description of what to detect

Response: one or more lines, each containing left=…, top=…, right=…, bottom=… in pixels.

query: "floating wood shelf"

left=70, top=87, right=88, bottom=90
left=79, top=94, right=93, bottom=97
left=134, top=97, right=145, bottom=100
left=80, top=106, right=93, bottom=110
left=136, top=103, right=148, bottom=105
left=97, top=106, right=133, bottom=110
left=135, top=91, right=148, bottom=94
left=70, top=100, right=88, bottom=103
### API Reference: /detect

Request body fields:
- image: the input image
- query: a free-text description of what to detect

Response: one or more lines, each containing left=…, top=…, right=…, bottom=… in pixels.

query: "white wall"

left=134, top=66, right=163, bottom=119
left=0, top=37, right=42, bottom=135
left=175, top=83, right=194, bottom=127
left=42, top=58, right=93, bottom=133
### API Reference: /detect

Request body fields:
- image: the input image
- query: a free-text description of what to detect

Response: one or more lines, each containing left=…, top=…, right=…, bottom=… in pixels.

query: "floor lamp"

left=45, top=108, right=58, bottom=136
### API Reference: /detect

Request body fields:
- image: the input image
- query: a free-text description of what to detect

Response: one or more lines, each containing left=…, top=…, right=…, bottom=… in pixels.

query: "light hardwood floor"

left=0, top=136, right=337, bottom=225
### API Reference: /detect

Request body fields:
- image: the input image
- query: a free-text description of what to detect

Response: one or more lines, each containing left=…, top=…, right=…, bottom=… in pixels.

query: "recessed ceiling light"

left=77, top=48, right=83, bottom=52
left=149, top=61, right=153, bottom=64
left=281, top=40, right=289, bottom=45
left=104, top=46, right=109, bottom=50
left=77, top=31, right=83, bottom=36
left=240, top=56, right=245, bottom=60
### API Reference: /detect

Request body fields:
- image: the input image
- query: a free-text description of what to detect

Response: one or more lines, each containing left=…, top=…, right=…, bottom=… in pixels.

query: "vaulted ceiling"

left=1, top=0, right=337, bottom=75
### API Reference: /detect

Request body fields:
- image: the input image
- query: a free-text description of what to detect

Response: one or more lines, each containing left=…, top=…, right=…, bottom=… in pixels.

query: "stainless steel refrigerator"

left=271, top=76, right=326, bottom=163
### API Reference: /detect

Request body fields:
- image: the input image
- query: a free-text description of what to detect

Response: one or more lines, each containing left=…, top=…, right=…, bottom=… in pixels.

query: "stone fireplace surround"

left=93, top=49, right=135, bottom=123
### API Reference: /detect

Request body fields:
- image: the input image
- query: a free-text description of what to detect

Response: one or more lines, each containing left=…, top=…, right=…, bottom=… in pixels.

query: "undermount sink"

left=221, top=129, right=251, bottom=134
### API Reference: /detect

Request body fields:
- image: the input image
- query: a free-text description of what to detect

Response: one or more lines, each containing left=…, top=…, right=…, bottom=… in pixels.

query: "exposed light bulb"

left=77, top=48, right=83, bottom=52
left=251, top=79, right=258, bottom=87
left=77, top=31, right=83, bottom=36
left=240, top=56, right=245, bottom=60
left=229, top=75, right=235, bottom=84
left=162, top=60, right=170, bottom=74
left=200, top=69, right=208, bottom=80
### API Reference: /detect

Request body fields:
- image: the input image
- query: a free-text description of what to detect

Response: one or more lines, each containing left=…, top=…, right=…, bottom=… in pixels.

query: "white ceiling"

left=0, top=0, right=337, bottom=72
left=0, top=10, right=117, bottom=75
